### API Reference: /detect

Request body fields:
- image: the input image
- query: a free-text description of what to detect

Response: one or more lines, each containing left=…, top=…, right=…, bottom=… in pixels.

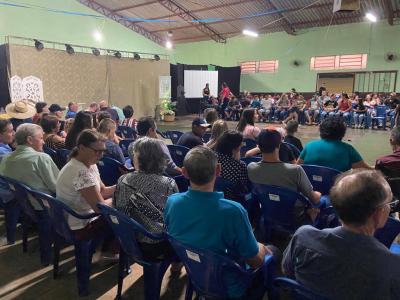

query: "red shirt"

left=375, top=150, right=400, bottom=172
left=339, top=99, right=351, bottom=111
left=220, top=87, right=231, bottom=99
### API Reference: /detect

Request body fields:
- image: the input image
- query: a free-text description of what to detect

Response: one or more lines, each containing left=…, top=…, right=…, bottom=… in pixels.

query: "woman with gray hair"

left=113, top=137, right=178, bottom=261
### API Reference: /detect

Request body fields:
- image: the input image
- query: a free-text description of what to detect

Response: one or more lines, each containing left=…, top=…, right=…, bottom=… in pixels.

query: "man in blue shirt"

left=283, top=169, right=400, bottom=299
left=164, top=146, right=272, bottom=298
left=65, top=102, right=78, bottom=119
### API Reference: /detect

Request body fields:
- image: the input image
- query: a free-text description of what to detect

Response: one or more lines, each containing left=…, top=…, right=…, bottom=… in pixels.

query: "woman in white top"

left=56, top=129, right=116, bottom=245
left=236, top=108, right=261, bottom=140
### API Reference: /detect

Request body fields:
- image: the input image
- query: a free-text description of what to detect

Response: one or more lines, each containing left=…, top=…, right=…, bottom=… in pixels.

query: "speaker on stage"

left=333, top=0, right=360, bottom=12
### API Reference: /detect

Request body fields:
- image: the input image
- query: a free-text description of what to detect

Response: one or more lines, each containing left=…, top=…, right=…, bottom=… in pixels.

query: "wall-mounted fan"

left=385, top=52, right=397, bottom=62
left=292, top=60, right=301, bottom=67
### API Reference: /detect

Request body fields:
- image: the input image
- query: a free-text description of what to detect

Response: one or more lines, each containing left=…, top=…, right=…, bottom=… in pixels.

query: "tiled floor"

left=0, top=114, right=393, bottom=299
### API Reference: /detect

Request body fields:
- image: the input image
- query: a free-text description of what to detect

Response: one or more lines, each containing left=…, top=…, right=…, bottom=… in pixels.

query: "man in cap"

left=176, top=117, right=210, bottom=149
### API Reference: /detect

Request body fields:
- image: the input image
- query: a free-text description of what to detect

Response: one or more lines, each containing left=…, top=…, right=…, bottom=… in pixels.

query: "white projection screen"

left=184, top=70, right=218, bottom=98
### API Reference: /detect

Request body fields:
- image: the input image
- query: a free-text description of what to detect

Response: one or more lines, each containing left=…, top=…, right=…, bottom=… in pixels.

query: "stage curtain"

left=7, top=44, right=169, bottom=118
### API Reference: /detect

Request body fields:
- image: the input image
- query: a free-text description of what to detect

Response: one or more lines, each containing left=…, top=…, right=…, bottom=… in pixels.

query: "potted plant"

left=160, top=99, right=177, bottom=122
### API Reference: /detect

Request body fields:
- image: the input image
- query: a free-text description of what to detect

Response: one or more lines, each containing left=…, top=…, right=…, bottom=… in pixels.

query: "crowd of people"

left=0, top=95, right=399, bottom=299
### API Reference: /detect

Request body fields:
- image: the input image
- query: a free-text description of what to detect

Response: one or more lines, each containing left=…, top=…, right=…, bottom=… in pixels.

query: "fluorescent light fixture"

left=365, top=13, right=377, bottom=22
left=242, top=29, right=259, bottom=37
left=166, top=40, right=173, bottom=49
left=94, top=30, right=103, bottom=41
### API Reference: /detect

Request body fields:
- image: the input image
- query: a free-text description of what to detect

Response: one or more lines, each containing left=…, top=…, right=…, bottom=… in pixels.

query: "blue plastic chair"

left=119, top=139, right=135, bottom=157
left=375, top=217, right=400, bottom=254
left=0, top=189, right=19, bottom=244
left=164, top=130, right=183, bottom=144
left=252, top=184, right=315, bottom=241
left=97, top=157, right=132, bottom=186
left=173, top=175, right=190, bottom=192
left=371, top=105, right=387, bottom=129
left=301, top=165, right=341, bottom=195
left=241, top=138, right=258, bottom=157
left=167, top=144, right=190, bottom=168
left=156, top=130, right=167, bottom=139
left=43, top=145, right=57, bottom=161
left=202, top=132, right=212, bottom=143
left=274, top=277, right=329, bottom=300
left=283, top=142, right=301, bottom=159
left=241, top=156, right=262, bottom=165
left=117, top=125, right=137, bottom=139
left=0, top=176, right=52, bottom=266
left=168, top=235, right=276, bottom=300
left=56, top=148, right=71, bottom=168
left=98, top=204, right=171, bottom=300
left=31, top=190, right=102, bottom=297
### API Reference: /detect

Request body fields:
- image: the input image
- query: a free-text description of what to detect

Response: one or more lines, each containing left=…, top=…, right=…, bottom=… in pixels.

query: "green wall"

left=171, top=21, right=400, bottom=92
left=0, top=0, right=167, bottom=55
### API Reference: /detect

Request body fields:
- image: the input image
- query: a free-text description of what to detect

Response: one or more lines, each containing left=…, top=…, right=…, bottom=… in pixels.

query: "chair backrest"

left=43, top=145, right=57, bottom=160
left=240, top=139, right=258, bottom=157
left=0, top=175, right=42, bottom=220
left=156, top=130, right=167, bottom=139
left=31, top=190, right=98, bottom=244
left=274, top=277, right=329, bottom=300
left=117, top=126, right=137, bottom=139
left=97, top=157, right=126, bottom=186
left=283, top=142, right=301, bottom=159
left=202, top=132, right=212, bottom=143
left=240, top=156, right=262, bottom=165
left=252, top=183, right=311, bottom=231
left=167, top=144, right=190, bottom=168
left=375, top=162, right=400, bottom=200
left=173, top=175, right=190, bottom=192
left=375, top=105, right=387, bottom=118
left=98, top=204, right=164, bottom=263
left=301, top=165, right=341, bottom=195
left=165, top=130, right=183, bottom=144
left=374, top=217, right=400, bottom=249
left=167, top=235, right=258, bottom=298
left=56, top=148, right=71, bottom=168
left=119, top=139, right=135, bottom=157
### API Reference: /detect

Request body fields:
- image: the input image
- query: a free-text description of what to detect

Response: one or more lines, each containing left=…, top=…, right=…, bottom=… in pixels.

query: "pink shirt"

left=242, top=125, right=261, bottom=140
left=220, top=87, right=231, bottom=99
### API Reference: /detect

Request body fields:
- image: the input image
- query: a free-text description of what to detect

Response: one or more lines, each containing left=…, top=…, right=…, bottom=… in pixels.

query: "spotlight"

left=114, top=51, right=122, bottom=59
left=134, top=53, right=141, bottom=60
left=366, top=12, right=377, bottom=22
left=166, top=40, right=173, bottom=49
left=242, top=29, right=259, bottom=37
left=93, top=30, right=103, bottom=41
left=154, top=54, right=160, bottom=61
left=65, top=44, right=74, bottom=55
left=92, top=48, right=100, bottom=56
left=34, top=39, right=44, bottom=51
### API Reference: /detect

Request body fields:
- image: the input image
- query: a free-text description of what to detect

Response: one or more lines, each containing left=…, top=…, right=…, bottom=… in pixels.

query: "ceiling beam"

left=133, top=0, right=257, bottom=24
left=158, top=0, right=226, bottom=43
left=265, top=0, right=296, bottom=35
left=151, top=2, right=332, bottom=33
left=76, top=0, right=164, bottom=46
left=112, top=1, right=158, bottom=13
left=383, top=0, right=394, bottom=25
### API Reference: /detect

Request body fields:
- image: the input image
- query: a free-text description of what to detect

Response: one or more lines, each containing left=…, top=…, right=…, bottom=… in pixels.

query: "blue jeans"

left=335, top=111, right=352, bottom=126
left=354, top=113, right=366, bottom=127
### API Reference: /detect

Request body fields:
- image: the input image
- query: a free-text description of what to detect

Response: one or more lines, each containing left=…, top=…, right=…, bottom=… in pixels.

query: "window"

left=240, top=61, right=257, bottom=74
left=259, top=60, right=279, bottom=73
left=311, top=54, right=367, bottom=71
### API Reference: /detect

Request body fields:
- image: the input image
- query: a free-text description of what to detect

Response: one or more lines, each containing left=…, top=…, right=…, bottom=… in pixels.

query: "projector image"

left=333, top=0, right=360, bottom=12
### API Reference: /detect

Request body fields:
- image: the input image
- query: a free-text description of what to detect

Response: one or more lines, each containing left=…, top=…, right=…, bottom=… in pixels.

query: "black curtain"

left=216, top=66, right=241, bottom=97
left=0, top=45, right=10, bottom=109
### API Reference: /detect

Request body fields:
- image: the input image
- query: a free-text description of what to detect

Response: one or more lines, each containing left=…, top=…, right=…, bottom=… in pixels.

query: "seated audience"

left=136, top=116, right=181, bottom=176
left=64, top=118, right=74, bottom=135
left=66, top=101, right=78, bottom=119
left=99, top=100, right=119, bottom=124
left=97, top=118, right=125, bottom=164
left=206, top=120, right=228, bottom=150
left=248, top=129, right=321, bottom=224
left=375, top=127, right=400, bottom=173
left=203, top=108, right=218, bottom=126
left=112, top=105, right=125, bottom=124
left=114, top=137, right=178, bottom=260
left=335, top=93, right=352, bottom=126
left=215, top=131, right=250, bottom=200
left=65, top=111, right=93, bottom=150
left=297, top=116, right=370, bottom=172
left=353, top=97, right=367, bottom=128
left=6, top=100, right=35, bottom=129
left=237, top=108, right=260, bottom=140
left=121, top=105, right=137, bottom=128
left=49, top=104, right=66, bottom=119
left=40, top=115, right=66, bottom=150
left=0, top=124, right=59, bottom=208
left=165, top=146, right=273, bottom=299
left=56, top=129, right=115, bottom=248
left=177, top=117, right=210, bottom=149
left=282, top=169, right=400, bottom=299
left=97, top=110, right=111, bottom=125
left=87, top=102, right=99, bottom=114
left=284, top=120, right=303, bottom=152
left=0, top=119, right=14, bottom=160
left=33, top=102, right=49, bottom=124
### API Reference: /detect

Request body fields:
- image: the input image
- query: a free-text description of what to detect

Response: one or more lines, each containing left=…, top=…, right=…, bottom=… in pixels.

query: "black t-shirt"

left=203, top=87, right=210, bottom=96
left=279, top=142, right=296, bottom=162
left=284, top=135, right=303, bottom=152
left=390, top=98, right=400, bottom=109
left=177, top=132, right=203, bottom=149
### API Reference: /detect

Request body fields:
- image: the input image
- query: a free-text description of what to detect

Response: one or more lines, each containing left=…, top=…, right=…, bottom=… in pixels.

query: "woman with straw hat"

left=5, top=100, right=36, bottom=129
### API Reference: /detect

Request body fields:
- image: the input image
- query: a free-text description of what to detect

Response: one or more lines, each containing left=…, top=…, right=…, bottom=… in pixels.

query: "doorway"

left=317, top=73, right=355, bottom=94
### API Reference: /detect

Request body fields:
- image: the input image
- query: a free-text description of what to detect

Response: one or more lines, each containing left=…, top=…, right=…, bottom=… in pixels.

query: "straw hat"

left=5, top=100, right=36, bottom=119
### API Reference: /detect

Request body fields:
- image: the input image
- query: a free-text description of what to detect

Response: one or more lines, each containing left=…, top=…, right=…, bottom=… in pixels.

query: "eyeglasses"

left=378, top=199, right=399, bottom=210
left=87, top=146, right=107, bottom=154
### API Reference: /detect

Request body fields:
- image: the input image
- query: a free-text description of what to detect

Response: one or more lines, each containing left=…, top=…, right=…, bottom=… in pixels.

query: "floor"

left=0, top=114, right=393, bottom=299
